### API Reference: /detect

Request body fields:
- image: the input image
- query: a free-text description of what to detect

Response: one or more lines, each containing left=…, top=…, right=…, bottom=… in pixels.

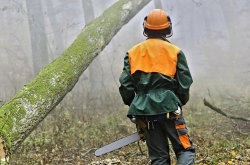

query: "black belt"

left=147, top=112, right=175, bottom=121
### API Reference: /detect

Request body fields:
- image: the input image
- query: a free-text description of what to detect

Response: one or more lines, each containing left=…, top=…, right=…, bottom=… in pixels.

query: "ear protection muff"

left=142, top=16, right=148, bottom=37
left=142, top=16, right=147, bottom=29
left=166, top=15, right=173, bottom=38
left=167, top=16, right=172, bottom=30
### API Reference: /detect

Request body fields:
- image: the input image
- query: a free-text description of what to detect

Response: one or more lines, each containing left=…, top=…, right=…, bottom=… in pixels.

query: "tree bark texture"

left=0, top=0, right=151, bottom=160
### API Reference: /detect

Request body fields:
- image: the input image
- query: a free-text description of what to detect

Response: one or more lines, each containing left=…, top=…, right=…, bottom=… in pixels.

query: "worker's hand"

left=138, top=129, right=146, bottom=141
left=130, top=117, right=136, bottom=124
left=173, top=106, right=182, bottom=119
left=130, top=117, right=146, bottom=141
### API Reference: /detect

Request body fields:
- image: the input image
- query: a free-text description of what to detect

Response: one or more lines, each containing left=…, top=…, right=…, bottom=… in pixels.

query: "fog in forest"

left=0, top=0, right=249, bottom=163
left=1, top=0, right=249, bottom=107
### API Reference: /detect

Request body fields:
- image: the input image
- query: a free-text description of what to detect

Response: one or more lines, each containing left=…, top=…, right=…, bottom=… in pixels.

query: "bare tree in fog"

left=44, top=0, right=64, bottom=60
left=82, top=0, right=95, bottom=24
left=26, top=0, right=49, bottom=75
left=154, top=0, right=162, bottom=9
left=82, top=0, right=100, bottom=108
left=219, top=1, right=245, bottom=61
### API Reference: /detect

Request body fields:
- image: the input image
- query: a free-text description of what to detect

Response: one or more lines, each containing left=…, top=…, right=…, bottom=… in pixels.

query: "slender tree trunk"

left=82, top=0, right=95, bottom=24
left=82, top=0, right=101, bottom=108
left=26, top=0, right=49, bottom=76
left=44, top=0, right=64, bottom=60
left=0, top=0, right=151, bottom=161
left=154, top=0, right=162, bottom=9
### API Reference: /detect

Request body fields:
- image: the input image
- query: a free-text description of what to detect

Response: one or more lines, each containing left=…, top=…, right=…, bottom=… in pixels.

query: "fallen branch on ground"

left=203, top=98, right=250, bottom=121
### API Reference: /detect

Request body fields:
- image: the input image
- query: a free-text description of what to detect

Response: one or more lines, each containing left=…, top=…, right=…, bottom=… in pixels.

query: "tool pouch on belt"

left=135, top=116, right=147, bottom=141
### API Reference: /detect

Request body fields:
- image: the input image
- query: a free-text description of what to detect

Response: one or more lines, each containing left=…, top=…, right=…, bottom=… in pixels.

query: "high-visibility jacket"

left=119, top=38, right=193, bottom=117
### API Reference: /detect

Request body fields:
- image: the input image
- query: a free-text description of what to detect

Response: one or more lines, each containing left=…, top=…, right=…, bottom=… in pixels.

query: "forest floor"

left=9, top=92, right=250, bottom=165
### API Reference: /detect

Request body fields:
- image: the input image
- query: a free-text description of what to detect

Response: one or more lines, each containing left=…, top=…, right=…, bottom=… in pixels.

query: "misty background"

left=1, top=0, right=250, bottom=113
left=1, top=0, right=250, bottom=164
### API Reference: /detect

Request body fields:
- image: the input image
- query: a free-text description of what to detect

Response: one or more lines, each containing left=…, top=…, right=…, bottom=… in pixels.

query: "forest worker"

left=119, top=9, right=195, bottom=164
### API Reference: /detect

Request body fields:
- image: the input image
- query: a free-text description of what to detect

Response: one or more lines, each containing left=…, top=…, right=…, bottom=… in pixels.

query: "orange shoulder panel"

left=128, top=39, right=180, bottom=78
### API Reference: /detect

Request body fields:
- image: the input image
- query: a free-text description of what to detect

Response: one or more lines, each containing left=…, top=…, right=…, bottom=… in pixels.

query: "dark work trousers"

left=143, top=115, right=195, bottom=165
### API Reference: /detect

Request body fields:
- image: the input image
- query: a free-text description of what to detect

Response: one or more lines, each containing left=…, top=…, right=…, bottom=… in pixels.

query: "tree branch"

left=203, top=98, right=250, bottom=121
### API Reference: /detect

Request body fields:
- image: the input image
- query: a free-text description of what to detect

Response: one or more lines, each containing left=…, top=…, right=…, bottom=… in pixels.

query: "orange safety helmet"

left=144, top=9, right=171, bottom=30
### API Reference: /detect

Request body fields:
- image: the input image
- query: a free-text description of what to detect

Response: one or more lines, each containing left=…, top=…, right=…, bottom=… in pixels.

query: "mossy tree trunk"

left=0, top=0, right=151, bottom=161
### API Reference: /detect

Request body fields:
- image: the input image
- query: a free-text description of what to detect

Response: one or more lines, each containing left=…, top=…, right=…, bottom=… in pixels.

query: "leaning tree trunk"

left=0, top=0, right=151, bottom=161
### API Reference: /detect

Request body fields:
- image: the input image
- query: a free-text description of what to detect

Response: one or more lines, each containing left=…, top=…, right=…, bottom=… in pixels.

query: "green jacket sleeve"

left=119, top=53, right=135, bottom=106
left=175, top=50, right=193, bottom=105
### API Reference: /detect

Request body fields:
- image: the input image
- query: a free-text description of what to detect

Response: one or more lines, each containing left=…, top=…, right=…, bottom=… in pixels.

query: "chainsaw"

left=94, top=109, right=181, bottom=156
left=94, top=117, right=142, bottom=156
